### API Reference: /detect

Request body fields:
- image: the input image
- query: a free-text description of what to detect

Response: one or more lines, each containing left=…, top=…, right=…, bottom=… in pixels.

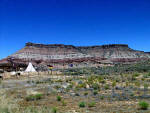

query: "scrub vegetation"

left=0, top=60, right=150, bottom=113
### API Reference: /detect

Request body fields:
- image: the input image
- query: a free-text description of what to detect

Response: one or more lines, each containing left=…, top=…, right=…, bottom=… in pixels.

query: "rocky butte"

left=0, top=42, right=150, bottom=69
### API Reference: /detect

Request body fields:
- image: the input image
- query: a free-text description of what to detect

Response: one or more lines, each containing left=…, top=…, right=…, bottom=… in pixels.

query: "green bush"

left=100, top=96, right=104, bottom=100
left=35, top=80, right=44, bottom=84
left=79, top=102, right=86, bottom=108
left=134, top=81, right=140, bottom=87
left=75, top=93, right=80, bottom=96
left=143, top=74, right=149, bottom=78
left=93, top=90, right=98, bottom=95
left=133, top=73, right=140, bottom=77
left=112, top=81, right=116, bottom=87
left=139, top=101, right=149, bottom=110
left=54, top=85, right=61, bottom=89
left=52, top=107, right=57, bottom=113
left=88, top=102, right=96, bottom=107
left=101, top=80, right=106, bottom=84
left=25, top=93, right=43, bottom=101
left=84, top=92, right=88, bottom=96
left=61, top=100, right=67, bottom=106
left=104, top=84, right=110, bottom=90
left=144, top=83, right=149, bottom=89
left=57, top=96, right=62, bottom=101
left=77, top=83, right=86, bottom=89
left=148, top=72, right=150, bottom=76
left=97, top=76, right=104, bottom=82
left=56, top=79, right=63, bottom=82
left=67, top=84, right=73, bottom=89
left=130, top=93, right=134, bottom=97
left=92, top=83, right=99, bottom=90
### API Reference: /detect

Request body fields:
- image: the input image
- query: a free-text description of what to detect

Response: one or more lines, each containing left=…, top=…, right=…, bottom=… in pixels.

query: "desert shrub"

left=66, top=84, right=73, bottom=92
left=131, top=76, right=136, bottom=81
left=57, top=96, right=62, bottom=101
left=100, top=80, right=106, bottom=84
left=100, top=96, right=104, bottom=100
left=79, top=102, right=86, bottom=108
left=104, top=84, right=110, bottom=90
left=139, top=101, right=149, bottom=110
left=87, top=76, right=95, bottom=83
left=26, top=93, right=43, bottom=101
left=144, top=83, right=149, bottom=89
left=61, top=100, right=67, bottom=106
left=112, top=81, right=116, bottom=87
left=134, top=81, right=140, bottom=87
left=130, top=93, right=134, bottom=97
left=67, top=84, right=73, bottom=89
left=27, top=80, right=30, bottom=84
left=52, top=107, right=57, bottom=113
left=93, top=90, right=98, bottom=95
left=92, top=83, right=99, bottom=90
left=97, top=76, right=104, bottom=82
left=75, top=93, right=80, bottom=96
left=56, top=79, right=63, bottom=82
left=62, top=60, right=150, bottom=75
left=77, top=83, right=86, bottom=89
left=35, top=81, right=42, bottom=84
left=148, top=72, right=150, bottom=76
left=115, top=78, right=120, bottom=82
left=75, top=87, right=80, bottom=91
left=88, top=101, right=96, bottom=107
left=65, top=87, right=70, bottom=92
left=133, top=73, right=140, bottom=77
left=54, top=85, right=61, bottom=90
left=141, top=78, right=145, bottom=81
left=84, top=92, right=88, bottom=96
left=143, top=74, right=149, bottom=78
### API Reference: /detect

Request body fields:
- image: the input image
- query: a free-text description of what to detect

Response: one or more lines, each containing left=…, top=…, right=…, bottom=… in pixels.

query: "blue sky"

left=0, top=0, right=150, bottom=59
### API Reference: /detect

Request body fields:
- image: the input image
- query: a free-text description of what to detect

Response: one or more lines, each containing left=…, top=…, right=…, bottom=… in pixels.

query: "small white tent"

left=25, top=62, right=36, bottom=72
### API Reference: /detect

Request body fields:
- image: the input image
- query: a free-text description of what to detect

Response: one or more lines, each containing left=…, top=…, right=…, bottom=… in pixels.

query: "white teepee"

left=25, top=62, right=36, bottom=72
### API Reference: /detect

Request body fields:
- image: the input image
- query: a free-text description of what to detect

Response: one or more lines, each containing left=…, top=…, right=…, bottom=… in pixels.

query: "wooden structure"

left=0, top=58, right=27, bottom=72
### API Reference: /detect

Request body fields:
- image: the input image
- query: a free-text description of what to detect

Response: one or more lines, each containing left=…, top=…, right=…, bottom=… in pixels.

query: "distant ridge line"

left=26, top=42, right=129, bottom=48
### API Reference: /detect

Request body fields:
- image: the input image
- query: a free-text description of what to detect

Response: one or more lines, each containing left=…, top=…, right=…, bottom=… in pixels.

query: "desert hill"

left=0, top=42, right=150, bottom=69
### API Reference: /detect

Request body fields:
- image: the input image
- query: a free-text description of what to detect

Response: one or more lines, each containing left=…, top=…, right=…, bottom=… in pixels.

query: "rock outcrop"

left=0, top=42, right=150, bottom=68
